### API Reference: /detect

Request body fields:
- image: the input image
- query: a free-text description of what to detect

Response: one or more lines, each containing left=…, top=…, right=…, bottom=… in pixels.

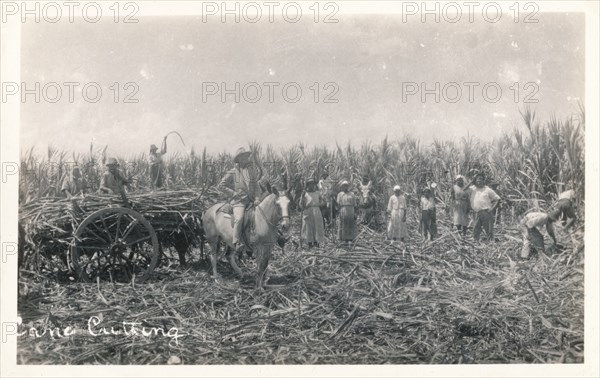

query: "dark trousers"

left=521, top=226, right=545, bottom=258
left=473, top=209, right=494, bottom=241
left=431, top=208, right=438, bottom=236
left=150, top=164, right=164, bottom=188
left=421, top=209, right=437, bottom=240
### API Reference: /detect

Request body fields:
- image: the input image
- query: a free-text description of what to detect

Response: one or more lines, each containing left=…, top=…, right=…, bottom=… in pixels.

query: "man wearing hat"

left=519, top=209, right=560, bottom=259
left=98, top=157, right=130, bottom=197
left=419, top=187, right=437, bottom=241
left=61, top=165, right=86, bottom=198
left=149, top=137, right=168, bottom=189
left=318, top=172, right=335, bottom=228
left=468, top=173, right=501, bottom=242
left=218, top=147, right=265, bottom=253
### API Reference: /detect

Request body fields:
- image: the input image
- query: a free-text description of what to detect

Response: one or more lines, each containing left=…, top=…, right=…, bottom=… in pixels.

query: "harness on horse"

left=216, top=191, right=287, bottom=252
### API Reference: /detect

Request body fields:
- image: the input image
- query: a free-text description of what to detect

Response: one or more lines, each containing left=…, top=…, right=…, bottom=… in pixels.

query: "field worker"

left=218, top=147, right=265, bottom=253
left=318, top=173, right=331, bottom=194
left=556, top=189, right=577, bottom=229
left=98, top=158, right=129, bottom=195
left=427, top=182, right=439, bottom=237
left=450, top=175, right=470, bottom=235
left=300, top=178, right=325, bottom=248
left=149, top=137, right=168, bottom=189
left=318, top=172, right=335, bottom=228
left=469, top=173, right=501, bottom=242
left=420, top=187, right=436, bottom=241
left=387, top=185, right=408, bottom=242
left=336, top=180, right=358, bottom=245
left=520, top=209, right=560, bottom=259
left=61, top=165, right=85, bottom=198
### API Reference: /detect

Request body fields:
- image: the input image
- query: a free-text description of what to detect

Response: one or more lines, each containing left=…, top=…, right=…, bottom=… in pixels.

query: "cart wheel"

left=71, top=207, right=159, bottom=283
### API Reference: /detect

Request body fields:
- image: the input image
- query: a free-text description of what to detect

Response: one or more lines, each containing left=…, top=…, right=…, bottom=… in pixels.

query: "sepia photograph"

left=1, top=1, right=598, bottom=376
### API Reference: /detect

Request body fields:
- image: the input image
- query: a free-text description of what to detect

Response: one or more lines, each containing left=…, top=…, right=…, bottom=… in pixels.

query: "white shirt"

left=420, top=196, right=435, bottom=210
left=559, top=190, right=575, bottom=200
left=521, top=212, right=550, bottom=228
left=469, top=186, right=500, bottom=212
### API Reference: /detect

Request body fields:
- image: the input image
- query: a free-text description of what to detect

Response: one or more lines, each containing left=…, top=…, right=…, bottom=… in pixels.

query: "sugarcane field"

left=2, top=2, right=597, bottom=376
left=14, top=107, right=586, bottom=365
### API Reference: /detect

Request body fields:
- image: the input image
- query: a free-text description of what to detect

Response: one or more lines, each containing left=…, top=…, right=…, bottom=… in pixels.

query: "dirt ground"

left=16, top=217, right=584, bottom=364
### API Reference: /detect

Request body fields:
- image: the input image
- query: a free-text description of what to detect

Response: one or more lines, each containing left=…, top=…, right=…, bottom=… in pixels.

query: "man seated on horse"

left=218, top=147, right=266, bottom=254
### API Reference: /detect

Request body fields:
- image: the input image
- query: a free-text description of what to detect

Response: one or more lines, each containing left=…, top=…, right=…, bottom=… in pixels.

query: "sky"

left=19, top=12, right=585, bottom=158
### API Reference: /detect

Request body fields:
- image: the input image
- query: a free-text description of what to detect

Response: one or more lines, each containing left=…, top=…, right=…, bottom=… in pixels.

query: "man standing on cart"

left=149, top=136, right=168, bottom=189
left=99, top=157, right=131, bottom=205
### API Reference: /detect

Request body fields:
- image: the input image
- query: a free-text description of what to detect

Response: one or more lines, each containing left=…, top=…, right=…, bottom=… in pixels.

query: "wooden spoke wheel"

left=71, top=207, right=159, bottom=283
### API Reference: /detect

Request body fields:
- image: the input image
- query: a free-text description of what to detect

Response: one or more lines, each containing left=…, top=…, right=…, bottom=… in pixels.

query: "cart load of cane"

left=18, top=188, right=220, bottom=276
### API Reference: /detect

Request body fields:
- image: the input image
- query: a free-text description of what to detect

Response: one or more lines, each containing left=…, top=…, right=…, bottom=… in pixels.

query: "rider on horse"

left=217, top=147, right=266, bottom=254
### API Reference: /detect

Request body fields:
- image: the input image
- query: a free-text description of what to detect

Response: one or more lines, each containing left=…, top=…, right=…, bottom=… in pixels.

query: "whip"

left=164, top=131, right=186, bottom=146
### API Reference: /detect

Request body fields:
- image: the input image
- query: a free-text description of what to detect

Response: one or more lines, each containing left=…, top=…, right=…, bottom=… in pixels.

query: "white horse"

left=202, top=190, right=290, bottom=289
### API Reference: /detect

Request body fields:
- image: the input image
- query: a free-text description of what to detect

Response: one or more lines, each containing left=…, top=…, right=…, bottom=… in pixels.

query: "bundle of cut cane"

left=18, top=187, right=220, bottom=264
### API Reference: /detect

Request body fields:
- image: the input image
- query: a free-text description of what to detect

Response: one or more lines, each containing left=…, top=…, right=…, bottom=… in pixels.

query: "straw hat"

left=306, top=177, right=316, bottom=185
left=106, top=157, right=119, bottom=166
left=150, top=144, right=158, bottom=151
left=340, top=180, right=349, bottom=187
left=233, top=147, right=252, bottom=164
left=393, top=185, right=401, bottom=191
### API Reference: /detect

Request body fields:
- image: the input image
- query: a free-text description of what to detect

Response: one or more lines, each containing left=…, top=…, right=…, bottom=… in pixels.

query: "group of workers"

left=60, top=138, right=168, bottom=198
left=60, top=145, right=578, bottom=260
left=302, top=169, right=577, bottom=260
left=385, top=173, right=502, bottom=244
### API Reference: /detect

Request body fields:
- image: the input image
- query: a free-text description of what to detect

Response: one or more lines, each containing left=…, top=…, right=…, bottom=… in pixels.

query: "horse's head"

left=359, top=181, right=372, bottom=198
left=359, top=181, right=375, bottom=207
left=275, top=190, right=291, bottom=231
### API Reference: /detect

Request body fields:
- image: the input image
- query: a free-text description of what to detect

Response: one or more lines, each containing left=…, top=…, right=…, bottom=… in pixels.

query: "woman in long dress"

left=451, top=175, right=470, bottom=235
left=301, top=178, right=325, bottom=248
left=336, top=180, right=357, bottom=244
left=387, top=185, right=408, bottom=241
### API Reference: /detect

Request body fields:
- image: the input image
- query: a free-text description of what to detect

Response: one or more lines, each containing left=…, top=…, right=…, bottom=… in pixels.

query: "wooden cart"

left=70, top=206, right=161, bottom=283
left=19, top=190, right=209, bottom=283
